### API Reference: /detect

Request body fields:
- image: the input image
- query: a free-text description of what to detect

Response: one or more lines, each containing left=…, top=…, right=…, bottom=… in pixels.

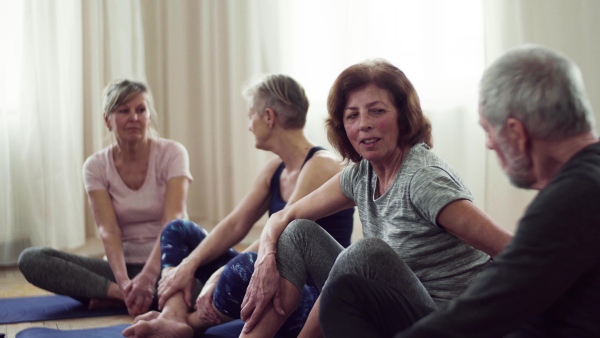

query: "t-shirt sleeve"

left=82, top=153, right=107, bottom=192
left=409, top=166, right=473, bottom=226
left=339, top=162, right=361, bottom=202
left=164, top=141, right=193, bottom=182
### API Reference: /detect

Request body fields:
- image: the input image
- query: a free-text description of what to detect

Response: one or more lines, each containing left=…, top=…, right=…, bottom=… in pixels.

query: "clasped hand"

left=121, top=272, right=156, bottom=316
left=240, top=252, right=284, bottom=333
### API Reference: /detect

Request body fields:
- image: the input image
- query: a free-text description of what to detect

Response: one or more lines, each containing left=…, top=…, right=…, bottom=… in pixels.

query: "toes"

left=134, top=311, right=160, bottom=323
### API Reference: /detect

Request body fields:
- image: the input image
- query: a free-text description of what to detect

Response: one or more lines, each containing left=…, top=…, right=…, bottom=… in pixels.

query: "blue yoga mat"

left=16, top=319, right=284, bottom=338
left=17, top=321, right=250, bottom=338
left=0, top=295, right=128, bottom=324
left=16, top=324, right=129, bottom=338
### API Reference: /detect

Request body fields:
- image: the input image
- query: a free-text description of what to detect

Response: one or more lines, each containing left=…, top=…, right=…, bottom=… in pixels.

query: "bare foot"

left=88, top=298, right=126, bottom=311
left=134, top=311, right=160, bottom=324
left=122, top=317, right=194, bottom=338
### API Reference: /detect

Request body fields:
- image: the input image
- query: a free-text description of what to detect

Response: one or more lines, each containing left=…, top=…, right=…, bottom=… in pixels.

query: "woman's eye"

left=372, top=108, right=385, bottom=114
left=346, top=113, right=358, bottom=120
left=117, top=109, right=128, bottom=114
left=137, top=108, right=146, bottom=114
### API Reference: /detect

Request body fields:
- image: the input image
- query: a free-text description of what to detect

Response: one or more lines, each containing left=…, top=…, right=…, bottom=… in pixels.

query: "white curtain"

left=0, top=0, right=148, bottom=265
left=139, top=0, right=283, bottom=226
left=3, top=0, right=598, bottom=265
left=0, top=0, right=85, bottom=265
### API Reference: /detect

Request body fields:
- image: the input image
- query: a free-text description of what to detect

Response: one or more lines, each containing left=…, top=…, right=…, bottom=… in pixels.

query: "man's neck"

left=530, top=132, right=598, bottom=189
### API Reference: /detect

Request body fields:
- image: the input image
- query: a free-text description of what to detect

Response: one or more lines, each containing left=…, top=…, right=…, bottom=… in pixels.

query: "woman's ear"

left=264, top=108, right=276, bottom=128
left=104, top=113, right=112, bottom=131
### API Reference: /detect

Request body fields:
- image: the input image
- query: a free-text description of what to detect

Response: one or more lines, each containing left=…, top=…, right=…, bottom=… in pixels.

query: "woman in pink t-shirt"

left=18, top=79, right=193, bottom=316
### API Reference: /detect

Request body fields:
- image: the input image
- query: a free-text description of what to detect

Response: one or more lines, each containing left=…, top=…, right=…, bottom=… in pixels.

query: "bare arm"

left=145, top=176, right=190, bottom=279
left=118, top=176, right=189, bottom=314
left=240, top=172, right=355, bottom=331
left=260, top=172, right=355, bottom=259
left=157, top=159, right=278, bottom=309
left=437, top=199, right=512, bottom=258
left=87, top=189, right=134, bottom=313
left=87, top=190, right=129, bottom=289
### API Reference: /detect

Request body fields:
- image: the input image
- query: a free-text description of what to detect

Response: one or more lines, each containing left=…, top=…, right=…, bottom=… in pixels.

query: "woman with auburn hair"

left=240, top=59, right=513, bottom=338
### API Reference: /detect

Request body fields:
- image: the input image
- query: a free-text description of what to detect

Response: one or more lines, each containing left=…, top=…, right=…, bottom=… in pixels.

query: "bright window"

left=0, top=1, right=23, bottom=116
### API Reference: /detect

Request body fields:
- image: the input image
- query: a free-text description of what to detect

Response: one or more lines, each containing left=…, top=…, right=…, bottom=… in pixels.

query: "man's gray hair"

left=479, top=45, right=595, bottom=139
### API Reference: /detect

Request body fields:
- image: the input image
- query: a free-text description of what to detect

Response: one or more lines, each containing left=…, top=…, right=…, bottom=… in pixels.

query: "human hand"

left=157, top=263, right=195, bottom=310
left=240, top=252, right=284, bottom=333
left=123, top=271, right=156, bottom=316
left=195, top=280, right=221, bottom=325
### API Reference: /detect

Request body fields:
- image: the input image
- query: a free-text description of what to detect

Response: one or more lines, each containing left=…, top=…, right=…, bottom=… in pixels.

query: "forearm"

left=258, top=208, right=295, bottom=256
left=141, top=239, right=162, bottom=280
left=98, top=227, right=129, bottom=285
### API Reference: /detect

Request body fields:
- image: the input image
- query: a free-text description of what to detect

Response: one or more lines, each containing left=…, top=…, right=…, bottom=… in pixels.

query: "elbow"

left=97, top=226, right=120, bottom=241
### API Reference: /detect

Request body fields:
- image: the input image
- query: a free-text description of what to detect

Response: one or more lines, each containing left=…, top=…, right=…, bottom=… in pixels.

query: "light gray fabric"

left=328, top=237, right=437, bottom=309
left=339, top=143, right=490, bottom=303
left=278, top=222, right=437, bottom=309
left=277, top=219, right=343, bottom=292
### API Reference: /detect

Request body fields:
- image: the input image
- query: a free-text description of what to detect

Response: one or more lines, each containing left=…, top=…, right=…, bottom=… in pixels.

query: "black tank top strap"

left=301, top=146, right=326, bottom=169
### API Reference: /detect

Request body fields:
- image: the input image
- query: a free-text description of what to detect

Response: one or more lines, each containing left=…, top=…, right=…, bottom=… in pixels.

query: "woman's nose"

left=358, top=114, right=372, bottom=131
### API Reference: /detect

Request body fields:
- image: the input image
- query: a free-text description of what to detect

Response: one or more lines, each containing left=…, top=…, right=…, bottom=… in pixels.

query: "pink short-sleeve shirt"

left=82, top=138, right=193, bottom=264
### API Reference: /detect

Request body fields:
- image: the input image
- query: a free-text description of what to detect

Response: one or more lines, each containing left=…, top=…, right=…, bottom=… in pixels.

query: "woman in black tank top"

left=124, top=74, right=354, bottom=338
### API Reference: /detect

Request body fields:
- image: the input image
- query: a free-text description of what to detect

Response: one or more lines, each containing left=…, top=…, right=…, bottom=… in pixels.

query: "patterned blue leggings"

left=161, top=219, right=319, bottom=336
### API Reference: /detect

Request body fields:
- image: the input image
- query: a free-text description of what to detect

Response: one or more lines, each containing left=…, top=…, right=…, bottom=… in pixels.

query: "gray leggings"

left=277, top=219, right=437, bottom=309
left=18, top=247, right=148, bottom=302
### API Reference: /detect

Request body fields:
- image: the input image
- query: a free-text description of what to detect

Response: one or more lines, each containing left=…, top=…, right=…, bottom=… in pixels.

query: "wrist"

left=181, top=255, right=201, bottom=270
left=257, top=250, right=277, bottom=266
left=116, top=277, right=130, bottom=290
left=142, top=264, right=161, bottom=280
left=179, top=259, right=198, bottom=275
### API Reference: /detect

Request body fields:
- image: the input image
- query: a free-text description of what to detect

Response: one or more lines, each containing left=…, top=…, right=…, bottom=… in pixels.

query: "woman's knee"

left=332, top=238, right=397, bottom=275
left=18, top=247, right=53, bottom=279
left=161, top=219, right=206, bottom=238
left=161, top=220, right=208, bottom=269
left=278, top=219, right=322, bottom=250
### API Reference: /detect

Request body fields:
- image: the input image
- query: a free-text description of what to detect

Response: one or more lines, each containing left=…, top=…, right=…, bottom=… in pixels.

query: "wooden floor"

left=0, top=238, right=134, bottom=338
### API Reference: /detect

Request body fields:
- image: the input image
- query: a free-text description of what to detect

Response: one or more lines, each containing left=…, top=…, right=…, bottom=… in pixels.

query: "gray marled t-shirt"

left=340, top=143, right=490, bottom=303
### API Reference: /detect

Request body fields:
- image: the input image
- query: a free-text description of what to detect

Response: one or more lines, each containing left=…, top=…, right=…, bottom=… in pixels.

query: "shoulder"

left=302, top=148, right=343, bottom=174
left=404, top=143, right=450, bottom=169
left=256, top=156, right=284, bottom=185
left=339, top=159, right=369, bottom=195
left=82, top=146, right=113, bottom=191
left=83, top=146, right=111, bottom=173
left=153, top=138, right=190, bottom=168
left=403, top=144, right=466, bottom=185
left=153, top=137, right=189, bottom=155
